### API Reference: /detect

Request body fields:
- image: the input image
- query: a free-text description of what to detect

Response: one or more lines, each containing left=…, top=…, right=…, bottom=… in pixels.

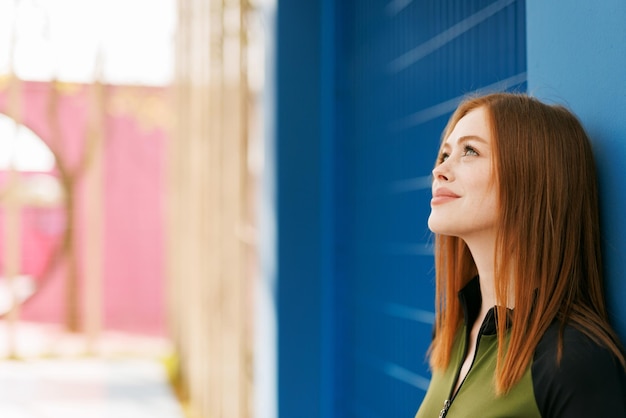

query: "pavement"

left=0, top=321, right=186, bottom=418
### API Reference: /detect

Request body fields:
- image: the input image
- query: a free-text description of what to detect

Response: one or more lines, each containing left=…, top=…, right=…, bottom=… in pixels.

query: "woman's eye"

left=463, top=146, right=478, bottom=157
left=439, top=152, right=449, bottom=163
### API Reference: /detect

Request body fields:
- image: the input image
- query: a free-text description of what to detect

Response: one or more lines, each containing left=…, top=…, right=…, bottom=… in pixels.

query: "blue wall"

left=268, top=0, right=338, bottom=417
left=334, top=1, right=525, bottom=417
left=261, top=1, right=626, bottom=418
left=526, top=0, right=626, bottom=339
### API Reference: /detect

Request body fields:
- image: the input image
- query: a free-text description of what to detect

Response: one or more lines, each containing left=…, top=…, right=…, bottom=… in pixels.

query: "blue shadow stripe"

left=357, top=351, right=431, bottom=391
left=355, top=298, right=435, bottom=325
left=388, top=0, right=518, bottom=73
left=388, top=175, right=432, bottom=193
left=392, top=71, right=528, bottom=131
left=385, top=0, right=413, bottom=16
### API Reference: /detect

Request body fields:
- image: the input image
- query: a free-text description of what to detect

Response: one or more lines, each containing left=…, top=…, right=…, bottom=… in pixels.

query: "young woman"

left=415, top=93, right=626, bottom=417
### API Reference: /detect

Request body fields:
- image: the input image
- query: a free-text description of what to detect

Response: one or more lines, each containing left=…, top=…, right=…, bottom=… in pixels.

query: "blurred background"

left=1, top=0, right=625, bottom=418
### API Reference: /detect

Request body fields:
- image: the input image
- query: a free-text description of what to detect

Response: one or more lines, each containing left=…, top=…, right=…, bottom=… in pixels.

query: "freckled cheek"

left=465, top=184, right=498, bottom=212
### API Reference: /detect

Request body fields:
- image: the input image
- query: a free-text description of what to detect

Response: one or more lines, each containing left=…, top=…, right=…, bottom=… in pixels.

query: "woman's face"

left=428, top=106, right=498, bottom=244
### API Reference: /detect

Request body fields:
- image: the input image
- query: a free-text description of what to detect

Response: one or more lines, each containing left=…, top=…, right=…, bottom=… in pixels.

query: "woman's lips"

left=431, top=188, right=460, bottom=205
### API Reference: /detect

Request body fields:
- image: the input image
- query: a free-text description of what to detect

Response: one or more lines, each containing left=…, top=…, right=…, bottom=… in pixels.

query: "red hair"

left=428, top=92, right=625, bottom=394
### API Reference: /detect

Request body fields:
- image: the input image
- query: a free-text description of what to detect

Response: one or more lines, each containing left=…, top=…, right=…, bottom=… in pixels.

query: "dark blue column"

left=268, top=0, right=337, bottom=417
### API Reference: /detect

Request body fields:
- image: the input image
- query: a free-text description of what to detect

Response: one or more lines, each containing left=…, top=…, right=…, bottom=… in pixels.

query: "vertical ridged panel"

left=334, top=1, right=526, bottom=416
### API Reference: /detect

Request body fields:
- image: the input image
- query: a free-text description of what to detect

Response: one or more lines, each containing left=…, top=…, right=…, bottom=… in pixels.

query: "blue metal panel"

left=274, top=1, right=329, bottom=417
left=527, top=0, right=626, bottom=341
left=270, top=1, right=526, bottom=417
left=333, top=1, right=526, bottom=416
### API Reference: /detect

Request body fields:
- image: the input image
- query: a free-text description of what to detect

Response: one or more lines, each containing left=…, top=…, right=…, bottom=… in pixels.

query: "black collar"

left=458, top=276, right=512, bottom=336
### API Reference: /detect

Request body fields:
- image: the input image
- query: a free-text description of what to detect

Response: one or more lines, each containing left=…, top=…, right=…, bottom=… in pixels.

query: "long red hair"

left=428, top=92, right=625, bottom=394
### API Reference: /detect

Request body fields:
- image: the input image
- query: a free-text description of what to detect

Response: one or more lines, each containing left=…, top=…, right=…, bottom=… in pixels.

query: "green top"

left=414, top=324, right=540, bottom=418
left=414, top=277, right=626, bottom=417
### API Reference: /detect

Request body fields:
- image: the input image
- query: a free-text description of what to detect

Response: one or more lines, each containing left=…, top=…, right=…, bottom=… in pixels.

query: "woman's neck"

left=467, top=234, right=516, bottom=314
left=465, top=234, right=498, bottom=313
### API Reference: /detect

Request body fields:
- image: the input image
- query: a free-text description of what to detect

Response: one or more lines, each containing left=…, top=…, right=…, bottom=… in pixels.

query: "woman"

left=415, top=93, right=626, bottom=417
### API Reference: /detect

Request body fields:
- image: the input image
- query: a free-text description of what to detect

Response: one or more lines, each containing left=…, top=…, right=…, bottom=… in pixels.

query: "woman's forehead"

left=443, top=107, right=492, bottom=145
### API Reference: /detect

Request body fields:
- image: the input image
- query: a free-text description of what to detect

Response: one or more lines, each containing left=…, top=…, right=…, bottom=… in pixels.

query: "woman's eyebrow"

left=442, top=134, right=488, bottom=148
left=458, top=135, right=488, bottom=144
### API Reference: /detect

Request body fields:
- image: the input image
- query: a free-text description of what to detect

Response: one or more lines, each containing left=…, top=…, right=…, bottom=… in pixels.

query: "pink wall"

left=0, top=80, right=170, bottom=336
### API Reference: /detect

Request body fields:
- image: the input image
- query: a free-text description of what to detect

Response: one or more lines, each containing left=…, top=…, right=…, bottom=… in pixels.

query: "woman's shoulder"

left=531, top=321, right=626, bottom=417
left=535, top=321, right=619, bottom=362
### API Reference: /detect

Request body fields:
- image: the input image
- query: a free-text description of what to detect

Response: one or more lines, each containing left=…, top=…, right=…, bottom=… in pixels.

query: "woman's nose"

left=432, top=162, right=451, bottom=182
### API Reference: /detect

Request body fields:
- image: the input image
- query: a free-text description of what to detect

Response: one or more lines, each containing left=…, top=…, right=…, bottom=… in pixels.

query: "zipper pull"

left=438, top=399, right=451, bottom=418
